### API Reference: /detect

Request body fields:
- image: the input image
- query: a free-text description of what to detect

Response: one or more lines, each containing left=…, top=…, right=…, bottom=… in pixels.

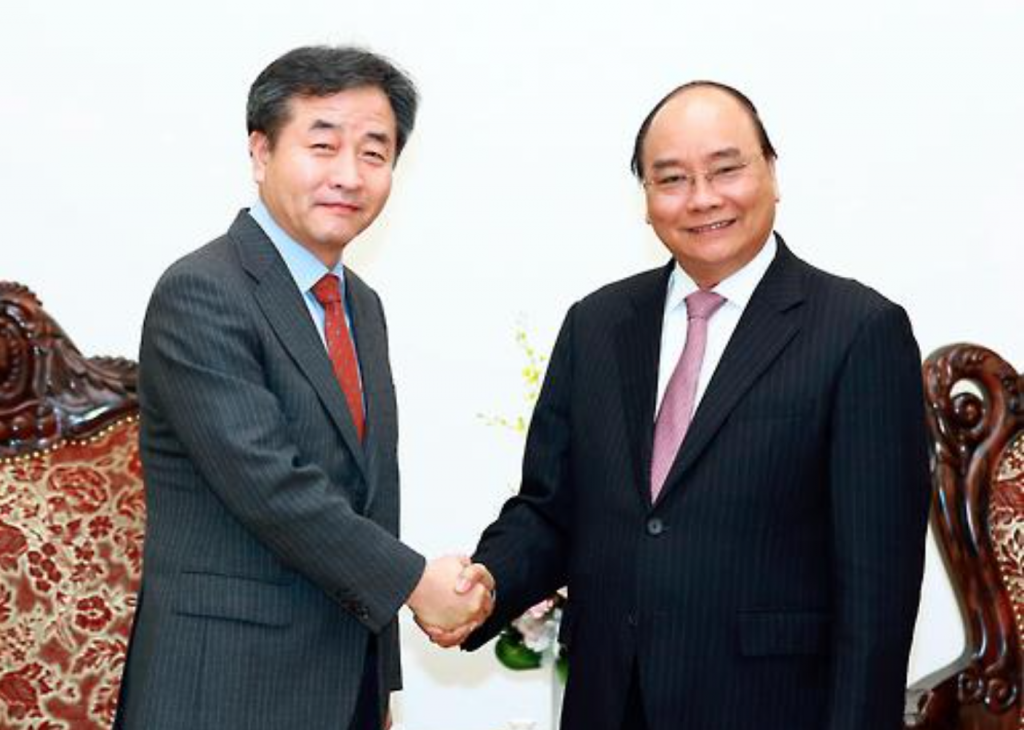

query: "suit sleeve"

left=141, top=266, right=425, bottom=634
left=463, top=305, right=579, bottom=650
left=825, top=303, right=931, bottom=730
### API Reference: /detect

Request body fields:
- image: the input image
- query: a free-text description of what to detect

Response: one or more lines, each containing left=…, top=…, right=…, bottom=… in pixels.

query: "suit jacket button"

left=646, top=517, right=665, bottom=536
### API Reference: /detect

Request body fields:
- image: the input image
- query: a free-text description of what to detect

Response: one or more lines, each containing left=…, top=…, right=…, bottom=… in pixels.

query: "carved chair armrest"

left=905, top=660, right=970, bottom=730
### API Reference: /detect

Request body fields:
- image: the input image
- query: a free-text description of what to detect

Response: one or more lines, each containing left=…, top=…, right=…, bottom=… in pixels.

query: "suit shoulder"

left=158, top=234, right=238, bottom=287
left=574, top=265, right=668, bottom=313
left=794, top=254, right=905, bottom=322
left=145, top=233, right=250, bottom=323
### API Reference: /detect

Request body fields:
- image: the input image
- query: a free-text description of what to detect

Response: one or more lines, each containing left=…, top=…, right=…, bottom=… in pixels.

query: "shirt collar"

left=664, top=232, right=777, bottom=314
left=248, top=198, right=345, bottom=294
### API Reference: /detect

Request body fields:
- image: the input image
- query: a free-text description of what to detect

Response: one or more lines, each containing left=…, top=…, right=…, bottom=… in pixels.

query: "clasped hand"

left=406, top=555, right=494, bottom=648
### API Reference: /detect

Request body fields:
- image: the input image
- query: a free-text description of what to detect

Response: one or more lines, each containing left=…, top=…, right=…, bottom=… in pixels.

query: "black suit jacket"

left=467, top=238, right=930, bottom=730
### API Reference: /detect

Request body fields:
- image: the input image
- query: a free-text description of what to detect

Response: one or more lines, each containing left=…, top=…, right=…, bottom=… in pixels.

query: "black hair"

left=630, top=80, right=777, bottom=181
left=247, top=45, right=418, bottom=159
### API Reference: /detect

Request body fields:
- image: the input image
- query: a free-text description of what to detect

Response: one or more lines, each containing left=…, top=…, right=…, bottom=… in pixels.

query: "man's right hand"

left=406, top=555, right=493, bottom=634
left=414, top=561, right=495, bottom=648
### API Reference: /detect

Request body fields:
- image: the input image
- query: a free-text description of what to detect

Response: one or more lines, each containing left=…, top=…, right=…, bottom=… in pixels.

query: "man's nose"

left=329, top=151, right=363, bottom=189
left=686, top=175, right=722, bottom=211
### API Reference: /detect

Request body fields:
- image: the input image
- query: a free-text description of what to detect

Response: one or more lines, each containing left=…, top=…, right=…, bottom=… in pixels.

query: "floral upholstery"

left=990, top=432, right=1024, bottom=727
left=0, top=418, right=143, bottom=729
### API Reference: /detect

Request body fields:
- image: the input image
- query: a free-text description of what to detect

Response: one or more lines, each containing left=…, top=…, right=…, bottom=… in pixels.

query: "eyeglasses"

left=643, top=155, right=761, bottom=197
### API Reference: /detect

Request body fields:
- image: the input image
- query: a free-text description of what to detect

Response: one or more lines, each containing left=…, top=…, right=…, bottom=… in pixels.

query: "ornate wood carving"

left=906, top=344, right=1024, bottom=730
left=0, top=281, right=137, bottom=458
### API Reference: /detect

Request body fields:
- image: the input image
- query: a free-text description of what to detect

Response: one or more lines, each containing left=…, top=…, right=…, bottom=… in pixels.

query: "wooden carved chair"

left=0, top=282, right=144, bottom=729
left=906, top=344, right=1024, bottom=730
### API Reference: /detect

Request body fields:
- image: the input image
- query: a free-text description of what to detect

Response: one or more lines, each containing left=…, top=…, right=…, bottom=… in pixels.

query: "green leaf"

left=494, top=629, right=542, bottom=670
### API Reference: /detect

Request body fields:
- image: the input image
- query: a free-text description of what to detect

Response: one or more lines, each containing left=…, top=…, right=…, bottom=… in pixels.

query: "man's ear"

left=767, top=157, right=780, bottom=202
left=249, top=131, right=270, bottom=185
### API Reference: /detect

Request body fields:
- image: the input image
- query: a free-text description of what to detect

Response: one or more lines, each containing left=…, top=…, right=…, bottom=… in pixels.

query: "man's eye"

left=657, top=174, right=686, bottom=186
left=311, top=143, right=334, bottom=152
left=362, top=149, right=388, bottom=163
left=712, top=165, right=742, bottom=178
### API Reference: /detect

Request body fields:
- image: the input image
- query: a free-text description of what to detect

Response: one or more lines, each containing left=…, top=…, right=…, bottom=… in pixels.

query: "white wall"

left=3, top=2, right=1021, bottom=728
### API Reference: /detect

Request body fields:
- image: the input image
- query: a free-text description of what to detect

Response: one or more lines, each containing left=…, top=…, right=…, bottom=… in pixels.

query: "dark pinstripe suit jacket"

left=467, top=237, right=931, bottom=730
left=115, top=212, right=425, bottom=730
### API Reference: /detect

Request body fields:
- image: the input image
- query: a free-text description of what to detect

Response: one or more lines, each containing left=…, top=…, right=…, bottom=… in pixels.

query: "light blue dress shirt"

left=247, top=199, right=364, bottom=395
left=248, top=198, right=351, bottom=348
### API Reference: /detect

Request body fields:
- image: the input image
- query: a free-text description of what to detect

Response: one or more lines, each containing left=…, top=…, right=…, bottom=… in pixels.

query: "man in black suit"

left=449, top=81, right=931, bottom=729
left=114, top=46, right=492, bottom=730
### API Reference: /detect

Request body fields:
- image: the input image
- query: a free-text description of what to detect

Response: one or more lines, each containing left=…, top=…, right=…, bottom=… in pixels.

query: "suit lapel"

left=345, top=272, right=390, bottom=509
left=655, top=239, right=805, bottom=506
left=229, top=212, right=370, bottom=480
left=614, top=264, right=673, bottom=505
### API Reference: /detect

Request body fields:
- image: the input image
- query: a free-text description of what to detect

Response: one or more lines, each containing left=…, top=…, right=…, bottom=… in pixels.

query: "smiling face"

left=250, top=86, right=397, bottom=267
left=641, top=86, right=779, bottom=288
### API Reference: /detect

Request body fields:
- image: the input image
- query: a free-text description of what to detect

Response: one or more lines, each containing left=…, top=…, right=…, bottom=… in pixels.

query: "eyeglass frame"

left=642, top=153, right=766, bottom=197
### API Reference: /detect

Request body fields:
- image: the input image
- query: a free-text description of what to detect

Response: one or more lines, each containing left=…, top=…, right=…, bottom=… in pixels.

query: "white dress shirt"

left=655, top=234, right=778, bottom=417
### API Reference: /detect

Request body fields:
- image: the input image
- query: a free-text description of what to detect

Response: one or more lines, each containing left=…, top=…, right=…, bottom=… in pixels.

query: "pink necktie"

left=650, top=290, right=726, bottom=501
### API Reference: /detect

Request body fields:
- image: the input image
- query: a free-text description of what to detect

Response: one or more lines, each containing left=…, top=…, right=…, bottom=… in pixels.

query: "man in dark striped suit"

left=456, top=82, right=931, bottom=729
left=114, top=46, right=492, bottom=730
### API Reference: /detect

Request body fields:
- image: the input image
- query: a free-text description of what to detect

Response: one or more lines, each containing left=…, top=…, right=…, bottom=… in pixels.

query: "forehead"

left=282, top=86, right=397, bottom=137
left=644, top=88, right=761, bottom=164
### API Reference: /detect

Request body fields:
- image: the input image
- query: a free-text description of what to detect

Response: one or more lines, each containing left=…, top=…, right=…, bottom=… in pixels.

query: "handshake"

left=406, top=555, right=495, bottom=648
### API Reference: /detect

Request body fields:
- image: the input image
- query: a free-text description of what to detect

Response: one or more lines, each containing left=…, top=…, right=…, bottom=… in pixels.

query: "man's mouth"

left=687, top=219, right=735, bottom=234
left=319, top=201, right=362, bottom=214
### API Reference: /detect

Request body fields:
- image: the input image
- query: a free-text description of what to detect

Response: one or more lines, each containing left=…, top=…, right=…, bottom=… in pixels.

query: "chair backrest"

left=1, top=282, right=137, bottom=457
left=906, top=343, right=1023, bottom=730
left=0, top=281, right=143, bottom=729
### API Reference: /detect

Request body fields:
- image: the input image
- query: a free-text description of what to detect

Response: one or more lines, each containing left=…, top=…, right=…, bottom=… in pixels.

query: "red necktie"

left=650, top=290, right=726, bottom=501
left=311, top=273, right=365, bottom=441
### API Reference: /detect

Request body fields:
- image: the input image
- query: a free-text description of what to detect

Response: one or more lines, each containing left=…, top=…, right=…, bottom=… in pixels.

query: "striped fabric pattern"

left=469, top=237, right=931, bottom=730
left=114, top=211, right=425, bottom=730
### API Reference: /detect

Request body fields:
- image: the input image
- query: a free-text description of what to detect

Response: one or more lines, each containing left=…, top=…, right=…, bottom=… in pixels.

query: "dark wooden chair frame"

left=906, top=343, right=1023, bottom=730
left=1, top=281, right=137, bottom=460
